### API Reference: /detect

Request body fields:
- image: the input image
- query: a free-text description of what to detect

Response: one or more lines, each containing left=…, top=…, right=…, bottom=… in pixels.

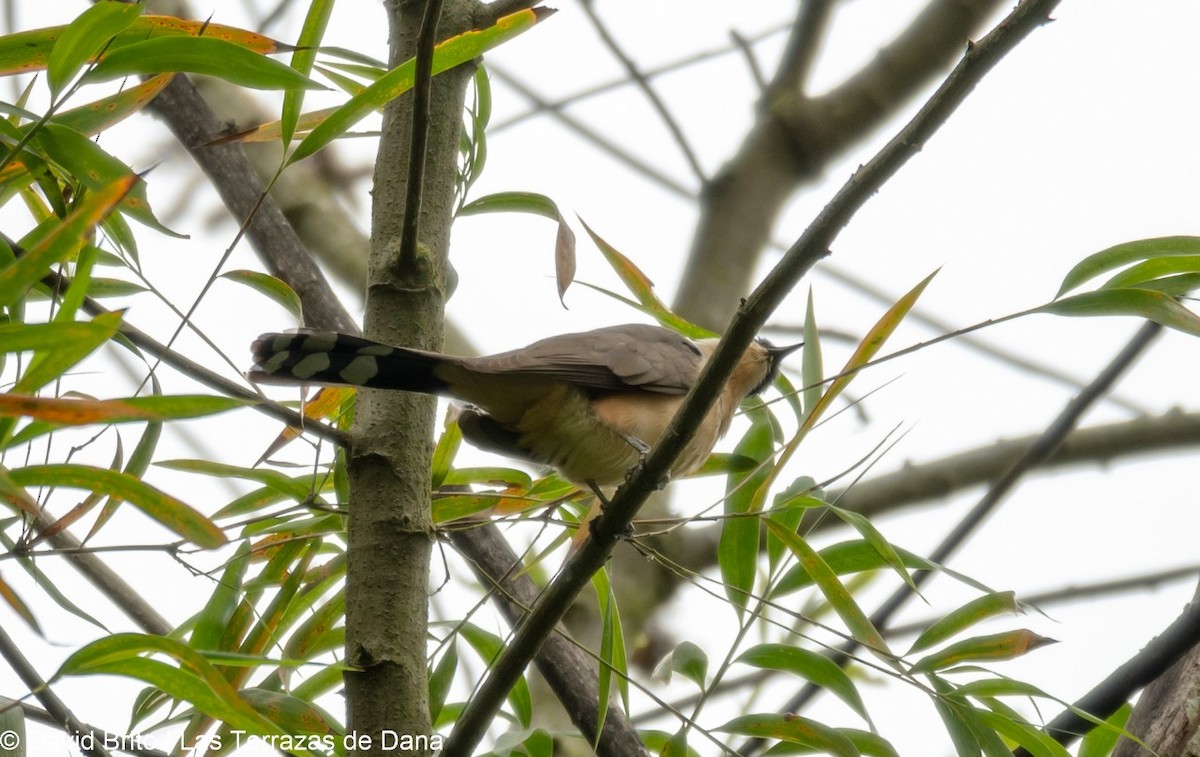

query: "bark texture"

left=343, top=1, right=476, bottom=753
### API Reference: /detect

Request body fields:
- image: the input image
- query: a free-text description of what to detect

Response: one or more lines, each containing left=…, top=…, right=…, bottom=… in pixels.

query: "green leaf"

left=55, top=74, right=175, bottom=136
left=908, top=592, right=1021, bottom=654
left=456, top=622, right=532, bottom=728
left=654, top=641, right=708, bottom=691
left=82, top=37, right=321, bottom=91
left=290, top=8, right=550, bottom=164
left=429, top=640, right=458, bottom=725
left=239, top=688, right=340, bottom=737
left=910, top=630, right=1056, bottom=674
left=1057, top=236, right=1200, bottom=296
left=192, top=542, right=251, bottom=651
left=57, top=633, right=279, bottom=735
left=7, top=464, right=226, bottom=548
left=801, top=289, right=823, bottom=419
left=1078, top=703, right=1132, bottom=757
left=717, top=714, right=859, bottom=757
left=1101, top=254, right=1200, bottom=290
left=973, top=704, right=1072, bottom=757
left=764, top=520, right=892, bottom=661
left=1040, top=288, right=1200, bottom=337
left=34, top=123, right=186, bottom=238
left=0, top=393, right=248, bottom=429
left=0, top=174, right=136, bottom=308
left=220, top=270, right=302, bottom=319
left=719, top=405, right=774, bottom=616
left=282, top=0, right=335, bottom=144
left=459, top=191, right=576, bottom=305
left=736, top=643, right=869, bottom=724
left=827, top=504, right=916, bottom=593
left=0, top=314, right=122, bottom=398
left=47, top=1, right=142, bottom=97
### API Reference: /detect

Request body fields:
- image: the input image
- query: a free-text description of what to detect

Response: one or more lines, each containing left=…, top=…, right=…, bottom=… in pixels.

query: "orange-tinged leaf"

left=206, top=106, right=338, bottom=146
left=911, top=629, right=1056, bottom=674
left=289, top=8, right=550, bottom=164
left=255, top=386, right=351, bottom=463
left=765, top=519, right=893, bottom=661
left=54, top=73, right=174, bottom=137
left=7, top=464, right=226, bottom=548
left=0, top=174, right=136, bottom=307
left=0, top=573, right=41, bottom=633
left=908, top=591, right=1022, bottom=654
left=0, top=464, right=43, bottom=518
left=0, top=15, right=283, bottom=76
left=0, top=394, right=246, bottom=425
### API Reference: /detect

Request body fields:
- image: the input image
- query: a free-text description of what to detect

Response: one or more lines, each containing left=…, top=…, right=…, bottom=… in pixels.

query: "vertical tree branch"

left=343, top=0, right=476, bottom=752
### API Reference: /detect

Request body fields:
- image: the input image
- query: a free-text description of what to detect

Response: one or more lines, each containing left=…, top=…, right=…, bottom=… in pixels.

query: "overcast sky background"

left=3, top=1, right=1199, bottom=755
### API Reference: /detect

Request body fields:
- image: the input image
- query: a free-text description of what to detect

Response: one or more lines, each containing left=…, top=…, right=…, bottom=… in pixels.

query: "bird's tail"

left=249, top=330, right=453, bottom=394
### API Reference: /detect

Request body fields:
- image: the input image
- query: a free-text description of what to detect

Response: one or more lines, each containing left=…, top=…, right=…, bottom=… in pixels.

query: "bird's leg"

left=586, top=480, right=611, bottom=508
left=616, top=432, right=671, bottom=491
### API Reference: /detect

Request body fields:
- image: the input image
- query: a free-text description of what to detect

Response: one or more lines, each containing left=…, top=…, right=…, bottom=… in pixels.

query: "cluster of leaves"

left=2, top=2, right=1199, bottom=756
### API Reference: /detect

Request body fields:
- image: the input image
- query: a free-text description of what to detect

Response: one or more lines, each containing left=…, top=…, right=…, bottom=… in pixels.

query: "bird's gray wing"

left=464, top=323, right=702, bottom=394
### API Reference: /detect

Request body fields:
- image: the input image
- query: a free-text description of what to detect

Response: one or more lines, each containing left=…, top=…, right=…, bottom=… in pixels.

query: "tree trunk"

left=343, top=1, right=477, bottom=753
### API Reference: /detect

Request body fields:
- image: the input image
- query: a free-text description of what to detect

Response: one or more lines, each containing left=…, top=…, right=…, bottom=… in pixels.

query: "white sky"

left=2, top=1, right=1199, bottom=755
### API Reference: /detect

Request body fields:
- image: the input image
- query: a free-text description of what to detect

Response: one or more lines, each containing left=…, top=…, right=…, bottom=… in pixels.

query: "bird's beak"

left=766, top=341, right=804, bottom=360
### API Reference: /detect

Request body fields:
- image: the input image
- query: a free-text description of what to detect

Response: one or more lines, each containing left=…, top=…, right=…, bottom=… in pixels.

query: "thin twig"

left=759, top=321, right=1160, bottom=753
left=0, top=625, right=110, bottom=757
left=1024, top=597, right=1200, bottom=752
left=579, top=0, right=706, bottom=184
left=398, top=0, right=445, bottom=270
left=443, top=1, right=1063, bottom=751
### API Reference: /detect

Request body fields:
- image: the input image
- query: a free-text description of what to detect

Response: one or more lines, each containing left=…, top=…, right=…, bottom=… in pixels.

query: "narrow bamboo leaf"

left=1133, top=272, right=1200, bottom=297
left=719, top=407, right=774, bottom=616
left=282, top=0, right=336, bottom=144
left=0, top=573, right=40, bottom=632
left=0, top=527, right=106, bottom=632
left=911, top=630, right=1056, bottom=674
left=774, top=540, right=936, bottom=597
left=1057, top=236, right=1200, bottom=296
left=456, top=622, right=532, bottom=727
left=459, top=191, right=576, bottom=305
left=836, top=729, right=901, bottom=757
left=0, top=174, right=135, bottom=307
left=1101, top=254, right=1200, bottom=290
left=908, top=592, right=1022, bottom=654
left=55, top=73, right=174, bottom=136
left=240, top=688, right=339, bottom=737
left=0, top=465, right=42, bottom=518
left=764, top=520, right=892, bottom=659
left=972, top=706, right=1071, bottom=757
left=592, top=570, right=614, bottom=745
left=1040, top=288, right=1200, bottom=337
left=827, top=504, right=916, bottom=593
left=428, top=640, right=458, bottom=725
left=806, top=270, right=937, bottom=431
left=83, top=37, right=321, bottom=91
left=954, top=677, right=1049, bottom=699
left=0, top=16, right=283, bottom=76
left=0, top=393, right=248, bottom=426
left=717, top=713, right=858, bottom=756
left=157, top=459, right=316, bottom=500
left=1078, top=703, right=1132, bottom=757
left=578, top=217, right=706, bottom=337
left=654, top=640, right=708, bottom=691
left=290, top=7, right=551, bottom=163
left=206, top=106, right=338, bottom=146
left=7, top=464, right=226, bottom=548
left=932, top=698, right=984, bottom=757
left=35, top=123, right=185, bottom=238
left=12, top=310, right=123, bottom=395
left=192, top=542, right=251, bottom=651
left=431, top=493, right=501, bottom=523
left=802, top=289, right=823, bottom=418
left=736, top=643, right=869, bottom=724
left=47, top=1, right=142, bottom=97
left=57, top=632, right=279, bottom=733
left=220, top=270, right=302, bottom=319
left=430, top=416, right=463, bottom=490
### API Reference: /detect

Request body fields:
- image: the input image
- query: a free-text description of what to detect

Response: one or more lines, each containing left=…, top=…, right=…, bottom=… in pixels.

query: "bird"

left=249, top=323, right=799, bottom=487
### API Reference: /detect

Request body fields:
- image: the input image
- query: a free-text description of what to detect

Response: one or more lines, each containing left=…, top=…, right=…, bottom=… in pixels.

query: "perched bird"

left=249, top=324, right=799, bottom=486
